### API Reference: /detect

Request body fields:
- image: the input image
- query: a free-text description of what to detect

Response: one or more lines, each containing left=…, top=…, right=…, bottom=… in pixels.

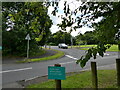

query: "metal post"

left=27, top=39, right=29, bottom=58
left=55, top=64, right=61, bottom=90
left=25, top=34, right=30, bottom=59
left=91, top=62, right=98, bottom=89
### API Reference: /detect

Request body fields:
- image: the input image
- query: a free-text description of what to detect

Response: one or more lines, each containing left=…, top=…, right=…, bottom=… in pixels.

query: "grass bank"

left=79, top=45, right=118, bottom=52
left=3, top=49, right=46, bottom=60
left=17, top=49, right=64, bottom=63
left=27, top=70, right=118, bottom=88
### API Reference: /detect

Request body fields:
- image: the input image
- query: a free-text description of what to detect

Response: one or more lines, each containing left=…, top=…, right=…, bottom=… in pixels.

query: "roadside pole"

left=116, top=58, right=120, bottom=87
left=55, top=64, right=61, bottom=90
left=91, top=61, right=98, bottom=90
left=27, top=39, right=29, bottom=58
left=25, top=34, right=31, bottom=58
left=115, top=30, right=120, bottom=88
left=116, top=44, right=120, bottom=87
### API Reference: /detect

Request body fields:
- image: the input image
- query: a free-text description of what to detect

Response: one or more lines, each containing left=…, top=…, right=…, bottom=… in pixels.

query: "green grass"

left=17, top=49, right=64, bottom=63
left=30, top=49, right=46, bottom=57
left=27, top=70, right=118, bottom=88
left=3, top=49, right=46, bottom=59
left=80, top=45, right=97, bottom=47
left=79, top=45, right=118, bottom=52
left=107, top=45, right=118, bottom=51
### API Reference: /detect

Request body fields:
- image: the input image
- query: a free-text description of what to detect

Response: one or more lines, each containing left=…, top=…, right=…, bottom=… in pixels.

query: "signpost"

left=48, top=64, right=66, bottom=90
left=48, top=66, right=66, bottom=80
left=25, top=34, right=31, bottom=58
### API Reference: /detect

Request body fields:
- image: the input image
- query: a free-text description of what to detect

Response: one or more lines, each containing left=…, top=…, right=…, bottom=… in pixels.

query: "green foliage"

left=2, top=2, right=52, bottom=56
left=75, top=31, right=99, bottom=45
left=47, top=31, right=75, bottom=45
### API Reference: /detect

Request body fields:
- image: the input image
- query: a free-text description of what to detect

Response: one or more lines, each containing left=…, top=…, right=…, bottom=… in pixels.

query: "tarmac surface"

left=2, top=63, right=116, bottom=89
left=2, top=48, right=118, bottom=89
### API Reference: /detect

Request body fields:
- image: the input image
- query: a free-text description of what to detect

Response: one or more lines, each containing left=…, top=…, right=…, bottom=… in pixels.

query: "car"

left=58, top=43, right=68, bottom=49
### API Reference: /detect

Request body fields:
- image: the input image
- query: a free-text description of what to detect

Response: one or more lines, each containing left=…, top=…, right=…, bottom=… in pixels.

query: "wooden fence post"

left=116, top=59, right=120, bottom=87
left=91, top=61, right=98, bottom=89
left=54, top=64, right=61, bottom=90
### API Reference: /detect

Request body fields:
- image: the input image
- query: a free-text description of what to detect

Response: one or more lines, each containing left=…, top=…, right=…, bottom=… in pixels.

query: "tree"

left=75, top=33, right=85, bottom=45
left=83, top=31, right=99, bottom=44
left=2, top=2, right=52, bottom=56
left=75, top=31, right=100, bottom=45
left=47, top=1, right=120, bottom=67
left=48, top=31, right=73, bottom=46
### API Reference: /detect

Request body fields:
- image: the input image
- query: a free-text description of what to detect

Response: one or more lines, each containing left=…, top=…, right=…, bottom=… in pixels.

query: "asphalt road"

left=2, top=46, right=118, bottom=86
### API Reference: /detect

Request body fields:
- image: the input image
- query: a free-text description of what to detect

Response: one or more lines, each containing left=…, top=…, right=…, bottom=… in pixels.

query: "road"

left=2, top=46, right=117, bottom=87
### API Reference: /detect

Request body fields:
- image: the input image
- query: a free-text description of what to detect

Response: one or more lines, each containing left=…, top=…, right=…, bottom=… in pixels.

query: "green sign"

left=48, top=66, right=66, bottom=80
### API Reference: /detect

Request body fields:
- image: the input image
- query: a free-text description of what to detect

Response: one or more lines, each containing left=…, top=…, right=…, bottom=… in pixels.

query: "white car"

left=58, top=43, right=68, bottom=49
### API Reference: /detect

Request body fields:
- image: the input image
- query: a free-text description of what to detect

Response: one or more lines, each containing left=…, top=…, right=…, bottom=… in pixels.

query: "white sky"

left=48, top=0, right=102, bottom=36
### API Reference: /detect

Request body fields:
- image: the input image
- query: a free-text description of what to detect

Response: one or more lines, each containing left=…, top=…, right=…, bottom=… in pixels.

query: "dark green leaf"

left=80, top=59, right=87, bottom=68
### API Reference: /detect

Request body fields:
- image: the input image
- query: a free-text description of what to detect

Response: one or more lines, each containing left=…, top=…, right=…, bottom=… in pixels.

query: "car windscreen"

left=61, top=44, right=66, bottom=46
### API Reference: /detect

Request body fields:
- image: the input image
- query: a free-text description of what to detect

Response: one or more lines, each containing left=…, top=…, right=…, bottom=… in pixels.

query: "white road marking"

left=59, top=55, right=78, bottom=65
left=65, top=55, right=78, bottom=60
left=60, top=61, right=75, bottom=65
left=0, top=67, right=32, bottom=73
left=97, top=53, right=109, bottom=56
left=25, top=76, right=39, bottom=82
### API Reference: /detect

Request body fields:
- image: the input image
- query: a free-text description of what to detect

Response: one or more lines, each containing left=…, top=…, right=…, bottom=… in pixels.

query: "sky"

left=47, top=0, right=102, bottom=36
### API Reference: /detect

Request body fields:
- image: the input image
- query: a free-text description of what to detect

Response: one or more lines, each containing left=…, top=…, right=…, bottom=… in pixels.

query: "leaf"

left=8, top=14, right=13, bottom=17
left=76, top=56, right=83, bottom=64
left=52, top=10, right=56, bottom=16
left=64, top=1, right=67, bottom=14
left=76, top=59, right=80, bottom=64
left=80, top=59, right=87, bottom=68
left=55, top=2, right=58, bottom=6
left=85, top=53, right=91, bottom=60
left=98, top=50, right=104, bottom=57
left=67, top=5, right=70, bottom=14
left=52, top=1, right=54, bottom=7
left=10, top=17, right=15, bottom=21
left=92, top=48, right=97, bottom=59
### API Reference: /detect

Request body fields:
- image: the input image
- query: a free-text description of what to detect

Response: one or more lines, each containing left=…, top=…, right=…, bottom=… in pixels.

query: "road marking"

left=60, top=61, right=75, bottom=65
left=65, top=55, right=78, bottom=60
left=97, top=53, right=109, bottom=56
left=59, top=55, right=78, bottom=65
left=0, top=67, right=32, bottom=73
left=25, top=76, right=39, bottom=82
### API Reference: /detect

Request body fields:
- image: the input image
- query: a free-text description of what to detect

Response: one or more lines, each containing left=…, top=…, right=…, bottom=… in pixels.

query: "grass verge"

left=30, top=49, right=46, bottom=57
left=79, top=45, right=118, bottom=52
left=27, top=70, right=118, bottom=88
left=17, top=49, right=64, bottom=63
left=79, top=45, right=97, bottom=47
